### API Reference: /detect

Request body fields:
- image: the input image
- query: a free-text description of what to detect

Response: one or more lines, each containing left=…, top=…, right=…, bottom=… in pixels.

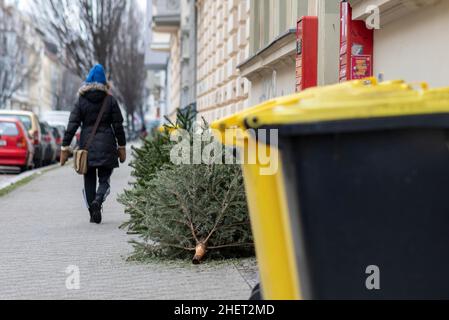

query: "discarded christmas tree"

left=119, top=107, right=254, bottom=263
left=119, top=131, right=172, bottom=234
left=133, top=161, right=252, bottom=263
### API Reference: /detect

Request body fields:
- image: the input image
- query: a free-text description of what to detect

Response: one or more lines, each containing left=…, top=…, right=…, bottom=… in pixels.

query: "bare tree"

left=31, top=0, right=127, bottom=78
left=0, top=5, right=40, bottom=109
left=113, top=0, right=147, bottom=132
left=53, top=68, right=82, bottom=111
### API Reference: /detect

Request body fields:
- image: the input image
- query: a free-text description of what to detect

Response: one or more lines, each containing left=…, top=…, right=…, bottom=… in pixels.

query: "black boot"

left=90, top=200, right=102, bottom=224
left=89, top=208, right=95, bottom=223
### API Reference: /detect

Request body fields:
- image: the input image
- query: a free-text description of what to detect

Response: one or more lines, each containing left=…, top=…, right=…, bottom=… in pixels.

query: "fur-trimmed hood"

left=78, top=82, right=109, bottom=97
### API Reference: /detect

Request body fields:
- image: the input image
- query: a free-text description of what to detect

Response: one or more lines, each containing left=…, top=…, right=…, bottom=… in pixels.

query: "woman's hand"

left=60, top=146, right=71, bottom=166
left=118, top=146, right=126, bottom=163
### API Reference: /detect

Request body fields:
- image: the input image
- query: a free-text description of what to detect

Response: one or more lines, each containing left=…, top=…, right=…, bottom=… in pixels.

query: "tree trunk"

left=139, top=105, right=145, bottom=130
left=132, top=111, right=136, bottom=132
left=126, top=112, right=132, bottom=136
left=192, top=242, right=207, bottom=264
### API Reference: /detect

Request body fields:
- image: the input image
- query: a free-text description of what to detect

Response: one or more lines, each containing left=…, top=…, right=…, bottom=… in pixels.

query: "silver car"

left=40, top=111, right=78, bottom=149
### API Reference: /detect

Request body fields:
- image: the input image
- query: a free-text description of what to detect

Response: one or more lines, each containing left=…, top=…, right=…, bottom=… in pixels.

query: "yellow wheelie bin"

left=211, top=78, right=449, bottom=299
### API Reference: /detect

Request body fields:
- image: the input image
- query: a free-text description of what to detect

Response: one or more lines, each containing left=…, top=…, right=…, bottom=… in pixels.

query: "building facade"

left=0, top=1, right=79, bottom=114
left=196, top=0, right=251, bottom=123
left=37, top=41, right=62, bottom=113
left=180, top=0, right=197, bottom=110
left=152, top=0, right=197, bottom=120
left=0, top=2, right=43, bottom=112
left=155, top=0, right=339, bottom=122
left=145, top=0, right=169, bottom=123
left=150, top=0, right=449, bottom=123
left=350, top=0, right=449, bottom=87
left=168, top=31, right=182, bottom=117
left=239, top=0, right=341, bottom=108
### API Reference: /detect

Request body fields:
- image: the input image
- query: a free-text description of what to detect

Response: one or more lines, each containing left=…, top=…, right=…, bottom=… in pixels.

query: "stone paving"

left=0, top=167, right=19, bottom=184
left=0, top=154, right=257, bottom=300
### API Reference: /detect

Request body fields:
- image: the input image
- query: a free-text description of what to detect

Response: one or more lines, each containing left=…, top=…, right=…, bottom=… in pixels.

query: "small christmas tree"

left=119, top=107, right=196, bottom=233
left=133, top=162, right=252, bottom=263
left=119, top=107, right=254, bottom=263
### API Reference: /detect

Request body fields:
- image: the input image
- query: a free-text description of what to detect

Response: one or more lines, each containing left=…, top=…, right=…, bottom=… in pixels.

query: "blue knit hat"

left=85, top=64, right=107, bottom=85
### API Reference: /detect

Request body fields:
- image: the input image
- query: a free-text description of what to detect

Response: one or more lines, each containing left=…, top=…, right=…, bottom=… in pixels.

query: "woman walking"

left=60, top=64, right=126, bottom=224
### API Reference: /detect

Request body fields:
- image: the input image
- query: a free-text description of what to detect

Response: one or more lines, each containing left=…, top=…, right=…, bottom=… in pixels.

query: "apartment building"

left=168, top=31, right=182, bottom=117
left=196, top=0, right=251, bottom=123
left=149, top=0, right=342, bottom=122
left=145, top=0, right=169, bottom=122
left=150, top=0, right=448, bottom=123
left=150, top=0, right=250, bottom=122
left=350, top=0, right=449, bottom=87
left=239, top=0, right=341, bottom=107
left=152, top=0, right=197, bottom=120
left=0, top=2, right=44, bottom=112
left=0, top=1, right=75, bottom=114
left=240, top=0, right=449, bottom=110
left=37, top=41, right=61, bottom=113
left=152, top=0, right=181, bottom=119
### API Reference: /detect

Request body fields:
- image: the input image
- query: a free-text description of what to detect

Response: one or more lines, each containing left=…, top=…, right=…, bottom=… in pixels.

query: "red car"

left=0, top=117, right=34, bottom=171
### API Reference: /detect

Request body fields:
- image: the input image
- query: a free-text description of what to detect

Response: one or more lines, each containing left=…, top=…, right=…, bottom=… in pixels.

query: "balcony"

left=151, top=41, right=171, bottom=52
left=153, top=0, right=181, bottom=33
left=349, top=0, right=442, bottom=26
left=145, top=48, right=169, bottom=70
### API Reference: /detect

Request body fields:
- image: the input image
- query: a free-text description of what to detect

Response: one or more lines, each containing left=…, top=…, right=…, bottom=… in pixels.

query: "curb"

left=0, top=162, right=66, bottom=192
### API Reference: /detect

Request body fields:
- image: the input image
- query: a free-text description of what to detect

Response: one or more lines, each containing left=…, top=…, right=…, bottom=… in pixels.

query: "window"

left=0, top=122, right=19, bottom=136
left=52, top=127, right=61, bottom=139
left=250, top=0, right=309, bottom=54
left=0, top=114, right=32, bottom=130
left=40, top=123, right=48, bottom=135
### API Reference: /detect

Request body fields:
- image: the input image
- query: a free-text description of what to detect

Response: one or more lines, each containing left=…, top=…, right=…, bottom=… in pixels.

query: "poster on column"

left=351, top=55, right=372, bottom=80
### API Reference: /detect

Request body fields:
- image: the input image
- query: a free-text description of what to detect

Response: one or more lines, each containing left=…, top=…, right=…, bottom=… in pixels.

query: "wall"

left=250, top=0, right=308, bottom=55
left=196, top=0, right=251, bottom=123
left=167, top=30, right=181, bottom=118
left=179, top=0, right=196, bottom=109
left=0, top=6, right=43, bottom=111
left=373, top=0, right=449, bottom=87
left=15, top=17, right=43, bottom=113
left=316, top=0, right=340, bottom=86
left=241, top=0, right=310, bottom=108
left=249, top=62, right=297, bottom=105
left=37, top=49, right=63, bottom=114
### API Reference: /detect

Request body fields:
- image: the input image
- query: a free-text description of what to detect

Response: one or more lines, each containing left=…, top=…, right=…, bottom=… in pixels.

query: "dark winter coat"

left=62, top=83, right=126, bottom=169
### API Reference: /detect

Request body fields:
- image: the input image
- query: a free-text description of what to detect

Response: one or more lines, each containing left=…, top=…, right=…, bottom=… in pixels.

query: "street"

left=0, top=160, right=255, bottom=300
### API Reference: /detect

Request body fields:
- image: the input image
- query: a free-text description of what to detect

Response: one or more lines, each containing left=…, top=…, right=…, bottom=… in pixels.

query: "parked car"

left=0, top=117, right=34, bottom=171
left=40, top=111, right=71, bottom=127
left=50, top=125, right=65, bottom=161
left=40, top=111, right=78, bottom=149
left=0, top=110, right=44, bottom=168
left=39, top=122, right=58, bottom=165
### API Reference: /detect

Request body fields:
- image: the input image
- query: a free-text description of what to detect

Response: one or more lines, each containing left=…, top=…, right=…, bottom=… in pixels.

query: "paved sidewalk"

left=0, top=166, right=21, bottom=185
left=0, top=163, right=60, bottom=191
left=0, top=158, right=255, bottom=300
left=0, top=174, right=15, bottom=186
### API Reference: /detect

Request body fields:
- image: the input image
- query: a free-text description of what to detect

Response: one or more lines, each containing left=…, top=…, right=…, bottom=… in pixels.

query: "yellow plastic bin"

left=212, top=78, right=449, bottom=299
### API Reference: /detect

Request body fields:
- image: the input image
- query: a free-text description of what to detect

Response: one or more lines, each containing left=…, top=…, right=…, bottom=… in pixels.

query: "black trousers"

left=83, top=167, right=113, bottom=208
